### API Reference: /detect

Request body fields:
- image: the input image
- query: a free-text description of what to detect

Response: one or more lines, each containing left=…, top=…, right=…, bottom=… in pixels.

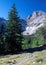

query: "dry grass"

left=0, top=53, right=31, bottom=65
left=21, top=50, right=46, bottom=65
left=0, top=50, right=46, bottom=65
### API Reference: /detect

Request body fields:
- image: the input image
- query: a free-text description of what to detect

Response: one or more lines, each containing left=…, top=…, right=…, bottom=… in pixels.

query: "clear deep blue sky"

left=0, top=0, right=46, bottom=19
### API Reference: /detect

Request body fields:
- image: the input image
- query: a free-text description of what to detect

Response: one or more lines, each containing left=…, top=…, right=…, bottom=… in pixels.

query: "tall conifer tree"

left=5, top=4, right=22, bottom=53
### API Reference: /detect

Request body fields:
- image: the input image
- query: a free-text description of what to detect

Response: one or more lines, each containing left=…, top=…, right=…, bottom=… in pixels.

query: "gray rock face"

left=22, top=11, right=46, bottom=35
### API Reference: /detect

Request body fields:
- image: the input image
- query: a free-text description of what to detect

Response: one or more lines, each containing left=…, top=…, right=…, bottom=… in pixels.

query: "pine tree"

left=5, top=4, right=22, bottom=53
left=0, top=23, right=5, bottom=53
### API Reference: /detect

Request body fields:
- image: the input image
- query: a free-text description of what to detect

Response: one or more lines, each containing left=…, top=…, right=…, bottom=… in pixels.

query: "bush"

left=36, top=58, right=43, bottom=62
left=22, top=27, right=45, bottom=49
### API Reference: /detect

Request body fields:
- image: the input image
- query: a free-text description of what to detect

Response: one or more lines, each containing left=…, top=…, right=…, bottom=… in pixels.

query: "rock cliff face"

left=22, top=11, right=46, bottom=35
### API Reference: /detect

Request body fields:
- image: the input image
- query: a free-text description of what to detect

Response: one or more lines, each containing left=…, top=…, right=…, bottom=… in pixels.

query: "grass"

left=21, top=50, right=46, bottom=65
left=36, top=58, right=43, bottom=62
left=0, top=50, right=46, bottom=65
left=0, top=53, right=27, bottom=65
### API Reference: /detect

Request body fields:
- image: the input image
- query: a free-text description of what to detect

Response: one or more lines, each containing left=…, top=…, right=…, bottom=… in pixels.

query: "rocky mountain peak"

left=23, top=11, right=46, bottom=35
left=27, top=11, right=46, bottom=19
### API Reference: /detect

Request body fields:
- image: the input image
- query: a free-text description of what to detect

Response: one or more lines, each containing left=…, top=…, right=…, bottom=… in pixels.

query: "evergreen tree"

left=0, top=23, right=5, bottom=53
left=5, top=4, right=22, bottom=53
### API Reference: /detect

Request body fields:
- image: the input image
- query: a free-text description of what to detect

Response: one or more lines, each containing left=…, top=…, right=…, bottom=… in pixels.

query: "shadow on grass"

left=22, top=45, right=46, bottom=53
left=0, top=45, right=46, bottom=56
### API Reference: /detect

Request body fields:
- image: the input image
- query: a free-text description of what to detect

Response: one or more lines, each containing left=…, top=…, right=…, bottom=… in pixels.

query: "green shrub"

left=36, top=58, right=43, bottom=62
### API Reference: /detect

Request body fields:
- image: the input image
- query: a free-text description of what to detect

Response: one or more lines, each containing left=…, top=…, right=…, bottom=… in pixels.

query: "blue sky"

left=0, top=0, right=46, bottom=19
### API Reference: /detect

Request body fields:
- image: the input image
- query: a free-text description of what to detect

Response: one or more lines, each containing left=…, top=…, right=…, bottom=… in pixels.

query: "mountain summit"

left=23, top=11, right=46, bottom=35
left=27, top=11, right=45, bottom=19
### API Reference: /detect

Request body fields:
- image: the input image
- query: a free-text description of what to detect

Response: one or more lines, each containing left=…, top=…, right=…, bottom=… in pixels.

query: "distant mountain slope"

left=20, top=19, right=27, bottom=31
left=0, top=18, right=7, bottom=25
left=22, top=11, right=46, bottom=35
left=0, top=18, right=7, bottom=34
